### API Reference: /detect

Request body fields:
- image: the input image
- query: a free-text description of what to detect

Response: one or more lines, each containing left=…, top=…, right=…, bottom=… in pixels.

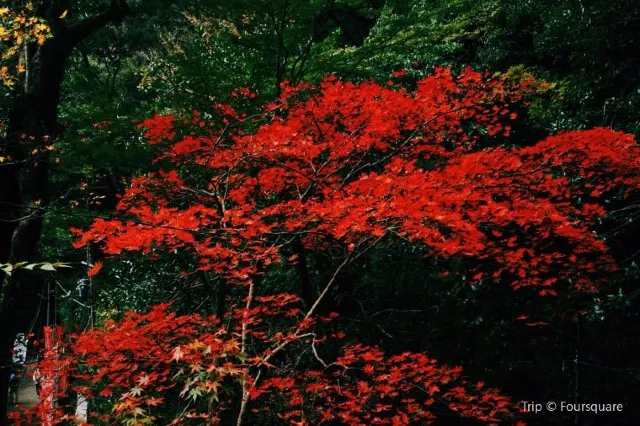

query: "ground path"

left=8, top=373, right=38, bottom=423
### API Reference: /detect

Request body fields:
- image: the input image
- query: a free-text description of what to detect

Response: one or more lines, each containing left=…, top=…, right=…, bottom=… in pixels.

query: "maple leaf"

left=137, top=374, right=151, bottom=387
left=146, top=397, right=164, bottom=407
left=171, top=346, right=185, bottom=362
left=427, top=384, right=440, bottom=395
left=99, top=388, right=113, bottom=397
left=87, top=261, right=103, bottom=277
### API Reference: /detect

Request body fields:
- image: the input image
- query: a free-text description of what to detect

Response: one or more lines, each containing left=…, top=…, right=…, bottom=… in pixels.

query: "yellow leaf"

left=59, top=10, right=68, bottom=19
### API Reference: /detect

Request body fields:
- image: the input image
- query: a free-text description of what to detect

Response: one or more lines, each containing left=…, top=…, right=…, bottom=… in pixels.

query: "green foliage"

left=454, top=0, right=640, bottom=134
left=0, top=261, right=72, bottom=275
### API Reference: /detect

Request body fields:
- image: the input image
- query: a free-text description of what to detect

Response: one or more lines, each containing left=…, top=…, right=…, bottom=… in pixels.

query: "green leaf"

left=1, top=264, right=13, bottom=275
left=187, top=388, right=202, bottom=402
left=40, top=263, right=56, bottom=271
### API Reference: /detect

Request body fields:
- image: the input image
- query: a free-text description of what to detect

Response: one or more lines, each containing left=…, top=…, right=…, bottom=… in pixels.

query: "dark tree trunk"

left=0, top=2, right=131, bottom=422
left=292, top=237, right=314, bottom=308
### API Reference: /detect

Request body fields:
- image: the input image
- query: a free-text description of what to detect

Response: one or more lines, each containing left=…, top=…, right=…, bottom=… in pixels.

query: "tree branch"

left=236, top=278, right=256, bottom=426
left=65, top=0, right=132, bottom=48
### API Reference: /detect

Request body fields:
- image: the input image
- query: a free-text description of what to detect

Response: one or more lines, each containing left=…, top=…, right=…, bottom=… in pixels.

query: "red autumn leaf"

left=87, top=260, right=103, bottom=277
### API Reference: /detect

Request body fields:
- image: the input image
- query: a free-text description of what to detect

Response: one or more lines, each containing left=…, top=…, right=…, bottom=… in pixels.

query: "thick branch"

left=65, top=0, right=132, bottom=47
left=236, top=279, right=255, bottom=426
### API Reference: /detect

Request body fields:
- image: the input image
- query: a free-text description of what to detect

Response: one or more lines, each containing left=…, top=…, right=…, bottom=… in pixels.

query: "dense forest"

left=1, top=1, right=639, bottom=425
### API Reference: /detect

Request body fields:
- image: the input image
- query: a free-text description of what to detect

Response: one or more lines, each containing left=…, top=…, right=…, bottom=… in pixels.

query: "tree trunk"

left=0, top=2, right=132, bottom=423
left=292, top=237, right=314, bottom=308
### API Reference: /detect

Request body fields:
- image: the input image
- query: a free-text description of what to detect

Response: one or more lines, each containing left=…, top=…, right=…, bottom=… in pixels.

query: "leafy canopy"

left=15, top=67, right=640, bottom=425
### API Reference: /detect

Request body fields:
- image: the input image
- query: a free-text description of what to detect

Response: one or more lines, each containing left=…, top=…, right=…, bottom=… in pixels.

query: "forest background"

left=1, top=0, right=640, bottom=425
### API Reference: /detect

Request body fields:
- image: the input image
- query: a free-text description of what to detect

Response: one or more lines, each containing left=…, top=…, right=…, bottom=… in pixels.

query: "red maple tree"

left=15, top=67, right=640, bottom=425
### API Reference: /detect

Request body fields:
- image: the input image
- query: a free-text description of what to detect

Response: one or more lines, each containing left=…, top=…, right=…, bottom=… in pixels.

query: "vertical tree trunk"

left=0, top=34, right=64, bottom=426
left=0, top=3, right=132, bottom=422
left=292, top=237, right=314, bottom=308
